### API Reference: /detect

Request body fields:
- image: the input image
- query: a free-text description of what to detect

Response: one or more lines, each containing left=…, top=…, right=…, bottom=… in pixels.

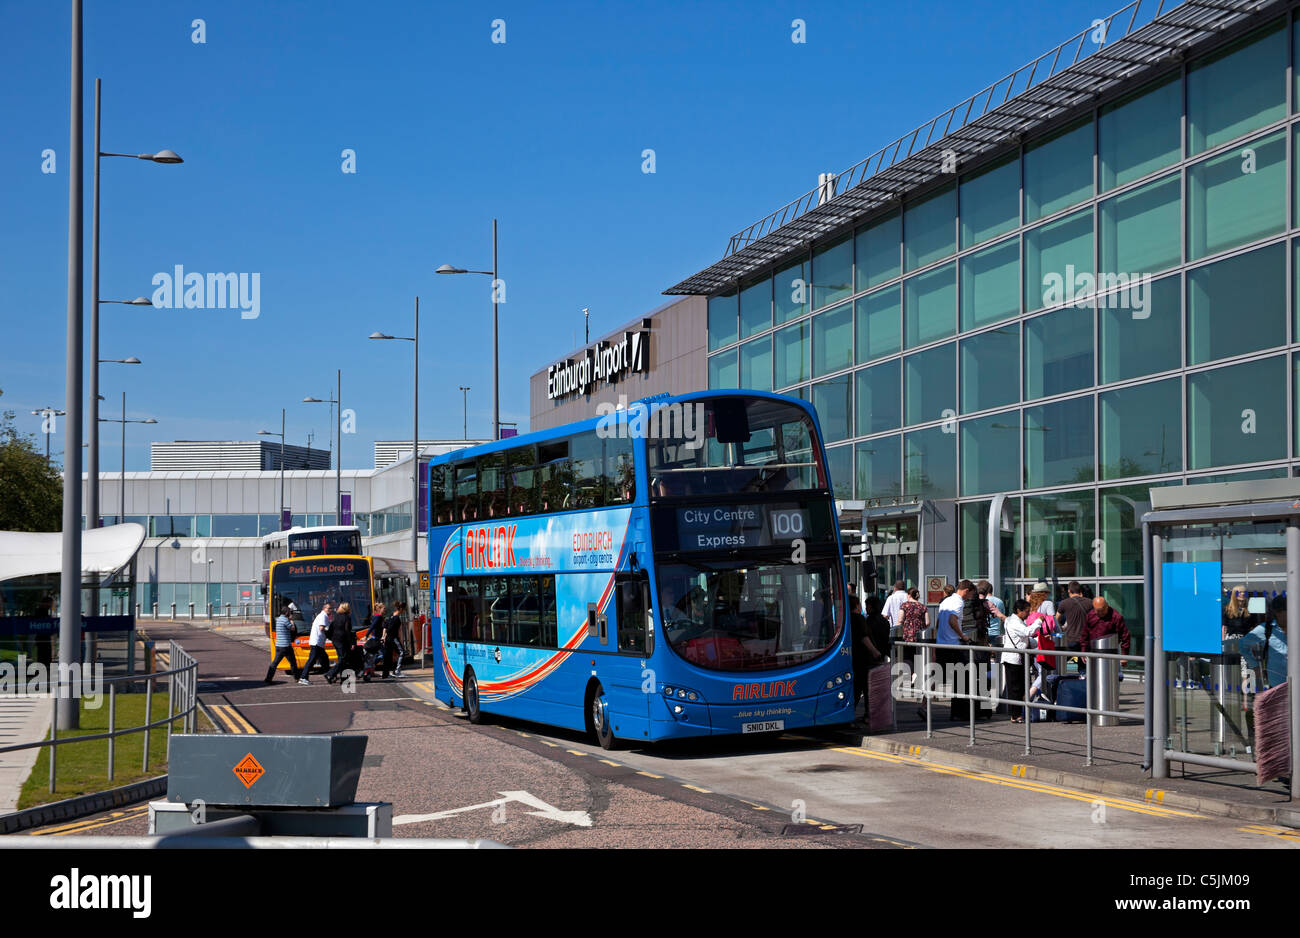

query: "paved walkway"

left=0, top=695, right=51, bottom=813
left=866, top=674, right=1297, bottom=824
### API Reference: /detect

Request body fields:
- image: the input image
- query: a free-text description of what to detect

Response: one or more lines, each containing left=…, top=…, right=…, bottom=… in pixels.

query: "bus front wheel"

left=464, top=669, right=486, bottom=724
left=589, top=682, right=618, bottom=750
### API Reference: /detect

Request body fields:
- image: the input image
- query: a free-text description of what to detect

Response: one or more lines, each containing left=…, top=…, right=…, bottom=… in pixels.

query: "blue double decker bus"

left=427, top=391, right=852, bottom=748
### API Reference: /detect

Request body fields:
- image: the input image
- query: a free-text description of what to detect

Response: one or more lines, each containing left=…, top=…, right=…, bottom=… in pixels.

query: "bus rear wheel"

left=464, top=669, right=486, bottom=724
left=590, top=682, right=618, bottom=750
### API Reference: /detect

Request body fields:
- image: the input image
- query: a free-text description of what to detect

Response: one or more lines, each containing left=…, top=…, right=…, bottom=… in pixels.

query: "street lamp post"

left=459, top=386, right=470, bottom=440
left=370, top=297, right=420, bottom=590
left=257, top=408, right=287, bottom=526
left=304, top=370, right=342, bottom=519
left=436, top=218, right=499, bottom=439
left=31, top=408, right=67, bottom=465
left=97, top=392, right=157, bottom=525
left=87, top=76, right=182, bottom=532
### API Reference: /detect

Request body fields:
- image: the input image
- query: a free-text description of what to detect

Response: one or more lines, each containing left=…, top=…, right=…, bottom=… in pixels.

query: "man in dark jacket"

left=325, top=602, right=357, bottom=684
left=1082, top=595, right=1132, bottom=671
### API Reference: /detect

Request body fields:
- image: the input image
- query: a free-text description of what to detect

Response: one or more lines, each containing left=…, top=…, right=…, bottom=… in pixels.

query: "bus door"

left=608, top=573, right=653, bottom=731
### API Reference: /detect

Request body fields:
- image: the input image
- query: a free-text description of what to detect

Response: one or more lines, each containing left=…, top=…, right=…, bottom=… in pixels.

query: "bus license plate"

left=742, top=720, right=785, bottom=734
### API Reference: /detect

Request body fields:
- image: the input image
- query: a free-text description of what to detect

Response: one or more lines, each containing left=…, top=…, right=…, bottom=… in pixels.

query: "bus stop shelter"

left=1144, top=480, right=1300, bottom=799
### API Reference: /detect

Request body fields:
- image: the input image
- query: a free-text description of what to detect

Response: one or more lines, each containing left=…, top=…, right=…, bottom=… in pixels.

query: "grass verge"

left=17, top=690, right=215, bottom=810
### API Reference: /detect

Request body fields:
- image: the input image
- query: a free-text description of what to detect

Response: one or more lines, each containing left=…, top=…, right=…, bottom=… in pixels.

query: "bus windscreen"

left=655, top=557, right=842, bottom=673
left=269, top=558, right=372, bottom=627
left=646, top=397, right=826, bottom=498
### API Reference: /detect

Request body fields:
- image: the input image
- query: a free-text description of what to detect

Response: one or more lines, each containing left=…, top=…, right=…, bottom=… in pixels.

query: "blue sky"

left=1, top=0, right=1115, bottom=469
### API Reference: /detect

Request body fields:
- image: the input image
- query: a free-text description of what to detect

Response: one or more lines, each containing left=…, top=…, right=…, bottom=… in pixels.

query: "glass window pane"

left=856, top=211, right=900, bottom=290
left=904, top=426, right=956, bottom=499
left=194, top=515, right=211, bottom=537
left=1099, top=378, right=1183, bottom=479
left=904, top=185, right=956, bottom=271
left=960, top=412, right=1021, bottom=495
left=1100, top=482, right=1178, bottom=577
left=1024, top=491, right=1096, bottom=579
left=904, top=342, right=955, bottom=427
left=774, top=321, right=810, bottom=390
left=1100, top=273, right=1180, bottom=383
left=960, top=237, right=1019, bottom=331
left=1187, top=130, right=1285, bottom=260
left=826, top=443, right=853, bottom=499
left=812, top=301, right=853, bottom=377
left=1024, top=118, right=1093, bottom=222
left=739, top=336, right=772, bottom=391
left=960, top=155, right=1019, bottom=248
left=739, top=276, right=772, bottom=339
left=812, top=375, right=852, bottom=444
left=1023, top=305, right=1094, bottom=401
left=904, top=262, right=956, bottom=348
left=856, top=359, right=901, bottom=436
left=1187, top=356, right=1287, bottom=470
left=1187, top=242, right=1285, bottom=365
left=960, top=324, right=1020, bottom=413
left=212, top=514, right=259, bottom=538
left=856, top=286, right=901, bottom=363
left=1024, top=209, right=1093, bottom=314
left=856, top=435, right=901, bottom=500
left=960, top=498, right=1022, bottom=581
left=1187, top=19, right=1286, bottom=156
left=707, top=291, right=737, bottom=351
left=708, top=351, right=737, bottom=389
left=1099, top=583, right=1145, bottom=653
left=774, top=258, right=808, bottom=325
left=812, top=235, right=853, bottom=310
left=1099, top=173, right=1180, bottom=276
left=1099, top=72, right=1181, bottom=191
left=1024, top=396, right=1094, bottom=488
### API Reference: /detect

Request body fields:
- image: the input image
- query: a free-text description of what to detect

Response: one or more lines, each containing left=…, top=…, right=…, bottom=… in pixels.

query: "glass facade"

left=702, top=16, right=1300, bottom=595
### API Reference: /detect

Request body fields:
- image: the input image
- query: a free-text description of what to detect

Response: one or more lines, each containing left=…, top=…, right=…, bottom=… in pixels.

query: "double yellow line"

left=209, top=703, right=257, bottom=734
left=31, top=804, right=150, bottom=836
left=1237, top=822, right=1300, bottom=842
left=833, top=745, right=1205, bottom=820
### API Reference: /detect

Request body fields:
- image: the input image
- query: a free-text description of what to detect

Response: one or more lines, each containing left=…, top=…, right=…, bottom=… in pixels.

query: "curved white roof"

left=0, top=523, right=146, bottom=583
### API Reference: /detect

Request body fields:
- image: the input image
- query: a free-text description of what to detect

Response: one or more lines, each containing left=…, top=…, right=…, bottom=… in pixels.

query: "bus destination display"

left=673, top=505, right=811, bottom=551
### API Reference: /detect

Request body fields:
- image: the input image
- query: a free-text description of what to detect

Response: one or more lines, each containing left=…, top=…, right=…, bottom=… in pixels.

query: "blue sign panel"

left=1161, top=561, right=1223, bottom=654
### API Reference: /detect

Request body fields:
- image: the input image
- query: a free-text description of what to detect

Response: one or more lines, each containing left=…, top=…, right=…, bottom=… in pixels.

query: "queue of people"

left=261, top=599, right=412, bottom=686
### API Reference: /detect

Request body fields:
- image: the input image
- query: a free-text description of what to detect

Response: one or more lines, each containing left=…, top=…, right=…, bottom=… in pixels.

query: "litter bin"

left=1089, top=633, right=1119, bottom=727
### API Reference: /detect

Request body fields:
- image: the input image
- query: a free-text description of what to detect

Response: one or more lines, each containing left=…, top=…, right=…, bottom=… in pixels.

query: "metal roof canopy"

left=665, top=0, right=1284, bottom=297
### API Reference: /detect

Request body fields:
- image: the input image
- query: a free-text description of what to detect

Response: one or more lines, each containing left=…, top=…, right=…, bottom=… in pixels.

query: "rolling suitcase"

left=1054, top=675, right=1086, bottom=722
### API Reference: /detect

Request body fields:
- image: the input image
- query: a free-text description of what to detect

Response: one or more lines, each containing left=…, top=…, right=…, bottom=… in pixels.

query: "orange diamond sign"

left=232, top=753, right=265, bottom=789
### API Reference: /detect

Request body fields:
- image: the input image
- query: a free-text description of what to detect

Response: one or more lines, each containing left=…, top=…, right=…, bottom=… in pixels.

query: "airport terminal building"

left=529, top=1, right=1300, bottom=644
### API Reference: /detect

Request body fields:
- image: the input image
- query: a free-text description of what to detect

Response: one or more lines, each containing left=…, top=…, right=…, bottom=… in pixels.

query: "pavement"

left=0, top=695, right=51, bottom=813
left=867, top=673, right=1299, bottom=825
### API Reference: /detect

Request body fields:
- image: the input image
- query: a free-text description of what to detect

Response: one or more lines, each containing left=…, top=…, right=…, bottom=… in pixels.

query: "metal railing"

left=135, top=601, right=267, bottom=622
left=0, top=639, right=199, bottom=794
left=891, top=638, right=1143, bottom=767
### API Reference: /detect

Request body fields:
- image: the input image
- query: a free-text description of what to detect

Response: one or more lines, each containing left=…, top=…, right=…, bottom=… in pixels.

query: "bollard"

left=1090, top=634, right=1120, bottom=727
left=188, top=601, right=195, bottom=619
left=170, top=602, right=176, bottom=619
left=207, top=602, right=213, bottom=619
left=152, top=602, right=158, bottom=618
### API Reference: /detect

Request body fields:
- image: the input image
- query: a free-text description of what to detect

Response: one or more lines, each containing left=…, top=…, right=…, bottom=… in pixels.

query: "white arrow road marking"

left=393, top=790, right=592, bottom=828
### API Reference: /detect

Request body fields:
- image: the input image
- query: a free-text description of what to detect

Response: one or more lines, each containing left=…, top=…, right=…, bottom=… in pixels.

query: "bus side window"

left=540, top=576, right=557, bottom=647
left=507, top=445, right=537, bottom=516
left=606, top=436, right=635, bottom=504
left=454, top=461, right=477, bottom=522
left=616, top=578, right=648, bottom=654
left=479, top=452, right=506, bottom=520
left=430, top=465, right=450, bottom=526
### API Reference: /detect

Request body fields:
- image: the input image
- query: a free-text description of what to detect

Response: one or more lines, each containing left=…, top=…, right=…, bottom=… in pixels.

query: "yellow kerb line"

left=833, top=746, right=1203, bottom=819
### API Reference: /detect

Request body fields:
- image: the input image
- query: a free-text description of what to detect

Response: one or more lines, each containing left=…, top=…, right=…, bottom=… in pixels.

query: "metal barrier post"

left=166, top=647, right=175, bottom=761
left=1091, top=635, right=1120, bottom=727
left=169, top=602, right=176, bottom=619
left=107, top=682, right=115, bottom=781
left=967, top=646, right=975, bottom=746
left=188, top=601, right=194, bottom=619
left=207, top=602, right=212, bottom=619
left=143, top=675, right=152, bottom=773
left=151, top=602, right=158, bottom=618
left=48, top=692, right=57, bottom=794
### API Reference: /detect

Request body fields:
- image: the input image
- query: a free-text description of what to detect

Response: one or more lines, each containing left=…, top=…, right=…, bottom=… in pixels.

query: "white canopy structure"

left=0, top=523, right=146, bottom=584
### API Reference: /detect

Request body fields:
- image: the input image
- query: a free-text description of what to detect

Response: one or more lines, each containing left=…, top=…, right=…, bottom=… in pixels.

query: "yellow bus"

left=265, top=554, right=411, bottom=670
